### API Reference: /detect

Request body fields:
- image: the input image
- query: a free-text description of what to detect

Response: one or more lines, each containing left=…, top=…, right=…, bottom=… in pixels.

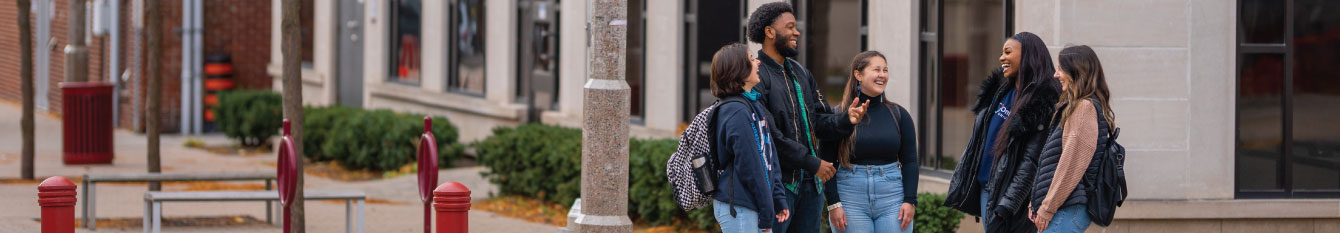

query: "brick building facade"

left=0, top=0, right=272, bottom=133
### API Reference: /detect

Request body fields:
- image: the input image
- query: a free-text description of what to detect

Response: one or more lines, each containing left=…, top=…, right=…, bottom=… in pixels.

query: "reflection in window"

left=301, top=0, right=315, bottom=63
left=1237, top=54, right=1285, bottom=191
left=628, top=0, right=645, bottom=120
left=1290, top=0, right=1340, bottom=191
left=805, top=0, right=864, bottom=106
left=390, top=0, right=422, bottom=84
left=450, top=0, right=485, bottom=94
left=1236, top=0, right=1340, bottom=197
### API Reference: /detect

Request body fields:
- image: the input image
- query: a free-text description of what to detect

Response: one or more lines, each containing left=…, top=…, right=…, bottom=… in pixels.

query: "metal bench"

left=81, top=172, right=277, bottom=230
left=143, top=190, right=365, bottom=233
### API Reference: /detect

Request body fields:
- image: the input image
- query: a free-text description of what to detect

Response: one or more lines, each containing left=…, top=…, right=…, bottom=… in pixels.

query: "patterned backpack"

left=666, top=97, right=750, bottom=210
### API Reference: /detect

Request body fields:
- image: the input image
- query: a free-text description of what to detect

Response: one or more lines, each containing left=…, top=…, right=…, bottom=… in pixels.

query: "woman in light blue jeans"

left=822, top=51, right=919, bottom=233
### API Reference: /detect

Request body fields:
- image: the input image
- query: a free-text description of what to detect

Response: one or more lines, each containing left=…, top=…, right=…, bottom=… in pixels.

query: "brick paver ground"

left=0, top=102, right=555, bottom=233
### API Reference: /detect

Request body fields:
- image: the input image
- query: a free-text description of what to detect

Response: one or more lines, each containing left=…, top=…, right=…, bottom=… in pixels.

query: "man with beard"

left=746, top=2, right=868, bottom=232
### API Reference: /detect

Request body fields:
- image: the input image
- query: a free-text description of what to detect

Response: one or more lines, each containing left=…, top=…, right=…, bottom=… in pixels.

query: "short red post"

left=418, top=117, right=439, bottom=233
left=433, top=182, right=470, bottom=233
left=277, top=119, right=298, bottom=233
left=38, top=176, right=77, bottom=233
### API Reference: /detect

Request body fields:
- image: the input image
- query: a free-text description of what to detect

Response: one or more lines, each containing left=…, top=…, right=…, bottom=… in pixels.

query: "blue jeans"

left=1039, top=205, right=1090, bottom=233
left=830, top=163, right=913, bottom=233
left=715, top=200, right=763, bottom=233
left=980, top=188, right=990, bottom=231
left=774, top=176, right=822, bottom=233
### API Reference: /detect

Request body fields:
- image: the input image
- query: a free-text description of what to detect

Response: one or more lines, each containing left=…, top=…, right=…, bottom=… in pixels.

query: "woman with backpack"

left=820, top=51, right=920, bottom=233
left=944, top=31, right=1061, bottom=233
left=709, top=43, right=791, bottom=233
left=1027, top=45, right=1116, bottom=233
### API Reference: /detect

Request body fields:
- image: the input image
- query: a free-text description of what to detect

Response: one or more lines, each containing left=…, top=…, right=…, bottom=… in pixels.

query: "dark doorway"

left=682, top=0, right=746, bottom=123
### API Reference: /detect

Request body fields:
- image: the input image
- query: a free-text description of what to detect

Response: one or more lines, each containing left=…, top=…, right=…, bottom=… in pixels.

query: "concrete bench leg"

left=142, top=200, right=150, bottom=233
left=152, top=202, right=162, bottom=233
left=90, top=183, right=97, bottom=230
left=358, top=199, right=365, bottom=233
left=266, top=180, right=272, bottom=225
left=345, top=200, right=352, bottom=233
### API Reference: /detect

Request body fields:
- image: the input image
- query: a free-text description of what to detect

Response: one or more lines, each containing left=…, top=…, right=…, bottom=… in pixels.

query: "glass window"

left=1236, top=54, right=1285, bottom=191
left=1236, top=0, right=1340, bottom=197
left=1289, top=0, right=1340, bottom=191
left=803, top=0, right=865, bottom=106
left=450, top=0, right=486, bottom=95
left=389, top=0, right=422, bottom=84
left=1239, top=0, right=1287, bottom=44
left=301, top=0, right=315, bottom=63
left=628, top=0, right=646, bottom=120
left=918, top=0, right=1011, bottom=171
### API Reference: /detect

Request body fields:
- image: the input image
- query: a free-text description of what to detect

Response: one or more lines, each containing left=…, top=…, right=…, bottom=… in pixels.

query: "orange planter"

left=204, top=63, right=233, bottom=76
left=204, top=78, right=235, bottom=91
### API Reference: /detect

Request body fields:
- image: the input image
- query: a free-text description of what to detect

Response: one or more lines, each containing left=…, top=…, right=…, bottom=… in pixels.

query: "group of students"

left=701, top=2, right=1117, bottom=233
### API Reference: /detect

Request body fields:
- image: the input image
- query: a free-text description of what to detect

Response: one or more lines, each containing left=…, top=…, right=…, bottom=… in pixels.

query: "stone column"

left=64, top=0, right=88, bottom=82
left=573, top=0, right=633, bottom=232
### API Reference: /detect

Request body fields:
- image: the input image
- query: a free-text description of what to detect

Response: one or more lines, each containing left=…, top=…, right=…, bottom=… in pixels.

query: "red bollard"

left=38, top=176, right=77, bottom=233
left=277, top=119, right=299, bottom=233
left=433, top=182, right=470, bottom=233
left=418, top=117, right=439, bottom=233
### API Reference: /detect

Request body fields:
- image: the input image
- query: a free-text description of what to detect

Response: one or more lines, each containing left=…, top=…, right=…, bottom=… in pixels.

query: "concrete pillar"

left=65, top=0, right=88, bottom=82
left=573, top=0, right=633, bottom=232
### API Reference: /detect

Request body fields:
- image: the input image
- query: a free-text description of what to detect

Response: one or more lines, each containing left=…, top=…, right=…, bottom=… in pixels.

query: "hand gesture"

left=776, top=209, right=790, bottom=223
left=847, top=97, right=870, bottom=125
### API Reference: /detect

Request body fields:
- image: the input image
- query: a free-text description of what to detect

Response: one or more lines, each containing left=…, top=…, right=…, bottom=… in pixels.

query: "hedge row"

left=476, top=124, right=963, bottom=232
left=215, top=90, right=464, bottom=171
left=475, top=124, right=714, bottom=230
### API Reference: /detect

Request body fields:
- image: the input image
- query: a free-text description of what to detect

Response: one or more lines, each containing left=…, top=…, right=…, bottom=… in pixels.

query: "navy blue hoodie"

left=713, top=95, right=789, bottom=229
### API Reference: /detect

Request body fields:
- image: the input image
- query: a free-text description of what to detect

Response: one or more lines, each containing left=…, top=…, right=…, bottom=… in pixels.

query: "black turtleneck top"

left=823, top=91, right=920, bottom=206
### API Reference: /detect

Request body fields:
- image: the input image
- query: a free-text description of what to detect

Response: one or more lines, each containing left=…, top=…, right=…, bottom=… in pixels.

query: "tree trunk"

left=281, top=0, right=305, bottom=232
left=145, top=0, right=162, bottom=191
left=18, top=0, right=35, bottom=180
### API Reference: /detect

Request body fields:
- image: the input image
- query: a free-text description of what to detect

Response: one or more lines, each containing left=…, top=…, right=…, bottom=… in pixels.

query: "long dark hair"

left=836, top=51, right=896, bottom=168
left=991, top=32, right=1059, bottom=156
left=1056, top=45, right=1116, bottom=131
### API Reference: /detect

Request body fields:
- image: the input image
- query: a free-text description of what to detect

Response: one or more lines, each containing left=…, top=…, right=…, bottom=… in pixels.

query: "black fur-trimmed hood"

left=971, top=68, right=1061, bottom=136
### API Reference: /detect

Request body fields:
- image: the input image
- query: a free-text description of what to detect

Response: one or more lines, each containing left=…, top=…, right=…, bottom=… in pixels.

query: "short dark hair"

left=710, top=43, right=752, bottom=98
left=747, top=2, right=794, bottom=44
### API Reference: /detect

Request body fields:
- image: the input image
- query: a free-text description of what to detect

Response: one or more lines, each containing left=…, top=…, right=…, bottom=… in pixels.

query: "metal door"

left=517, top=0, right=560, bottom=123
left=337, top=0, right=365, bottom=107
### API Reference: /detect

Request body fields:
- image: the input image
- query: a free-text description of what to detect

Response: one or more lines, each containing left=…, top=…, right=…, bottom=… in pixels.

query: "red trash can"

left=60, top=82, right=114, bottom=164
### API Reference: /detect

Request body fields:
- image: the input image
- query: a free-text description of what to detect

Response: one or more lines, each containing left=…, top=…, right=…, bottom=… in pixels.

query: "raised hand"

left=847, top=97, right=870, bottom=124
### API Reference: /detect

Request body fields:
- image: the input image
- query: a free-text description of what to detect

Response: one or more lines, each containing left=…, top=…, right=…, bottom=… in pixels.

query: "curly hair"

left=747, top=2, right=794, bottom=44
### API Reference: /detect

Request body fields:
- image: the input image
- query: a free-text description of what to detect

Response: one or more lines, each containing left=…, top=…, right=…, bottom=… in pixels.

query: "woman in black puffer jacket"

left=944, top=32, right=1061, bottom=233
left=1028, top=45, right=1116, bottom=233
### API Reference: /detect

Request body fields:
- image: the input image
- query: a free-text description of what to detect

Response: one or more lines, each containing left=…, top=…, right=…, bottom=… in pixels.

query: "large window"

left=918, top=0, right=1013, bottom=171
left=449, top=0, right=486, bottom=95
left=1236, top=0, right=1340, bottom=198
left=389, top=0, right=422, bottom=84
left=627, top=0, right=646, bottom=122
left=796, top=0, right=867, bottom=106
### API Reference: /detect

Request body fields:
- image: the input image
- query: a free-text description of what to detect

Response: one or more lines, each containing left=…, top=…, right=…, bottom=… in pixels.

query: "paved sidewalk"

left=0, top=103, right=555, bottom=233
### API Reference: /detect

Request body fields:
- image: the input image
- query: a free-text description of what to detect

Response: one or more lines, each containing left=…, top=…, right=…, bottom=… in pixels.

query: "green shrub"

left=216, top=90, right=282, bottom=147
left=315, top=109, right=465, bottom=171
left=476, top=124, right=584, bottom=206
left=302, top=105, right=359, bottom=162
left=477, top=124, right=714, bottom=230
left=915, top=192, right=963, bottom=233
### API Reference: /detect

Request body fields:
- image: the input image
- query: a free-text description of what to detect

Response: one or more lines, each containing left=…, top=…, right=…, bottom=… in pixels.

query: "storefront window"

left=450, top=0, right=486, bottom=95
left=389, top=0, right=422, bottom=84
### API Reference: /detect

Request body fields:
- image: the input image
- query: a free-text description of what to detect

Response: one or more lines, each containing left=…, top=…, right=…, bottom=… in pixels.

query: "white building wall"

left=1015, top=0, right=1236, bottom=200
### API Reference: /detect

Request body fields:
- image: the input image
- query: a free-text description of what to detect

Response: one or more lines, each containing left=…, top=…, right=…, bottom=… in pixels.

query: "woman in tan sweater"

left=1028, top=45, right=1117, bottom=233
